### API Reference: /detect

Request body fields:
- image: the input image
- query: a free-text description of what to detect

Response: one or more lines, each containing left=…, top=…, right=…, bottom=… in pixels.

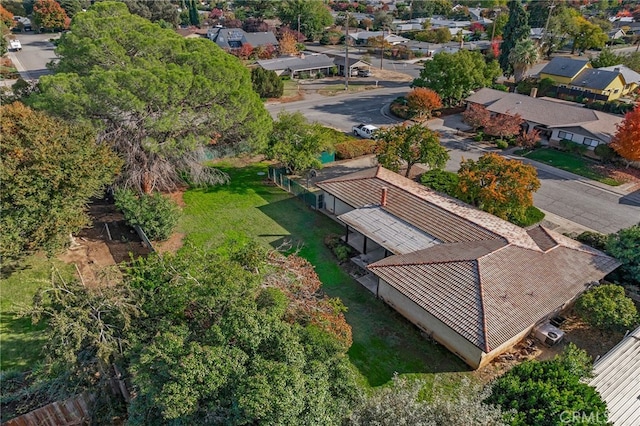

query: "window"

left=614, top=89, right=620, bottom=94
left=558, top=131, right=573, bottom=141
left=583, top=138, right=599, bottom=147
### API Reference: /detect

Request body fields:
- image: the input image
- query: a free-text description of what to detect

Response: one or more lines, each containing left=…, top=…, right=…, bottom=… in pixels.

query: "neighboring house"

left=331, top=56, right=372, bottom=77
left=567, top=68, right=626, bottom=101
left=429, top=18, right=471, bottom=29
left=349, top=31, right=410, bottom=45
left=530, top=27, right=545, bottom=41
left=207, top=27, right=278, bottom=50
left=466, top=88, right=623, bottom=149
left=538, top=56, right=631, bottom=101
left=176, top=27, right=209, bottom=38
left=590, top=326, right=640, bottom=426
left=607, top=28, right=626, bottom=40
left=316, top=166, right=618, bottom=369
left=256, top=53, right=335, bottom=78
left=539, top=56, right=592, bottom=85
left=599, top=64, right=640, bottom=96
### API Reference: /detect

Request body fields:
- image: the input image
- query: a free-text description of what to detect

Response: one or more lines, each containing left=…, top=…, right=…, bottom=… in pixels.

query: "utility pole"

left=490, top=9, right=500, bottom=43
left=345, top=12, right=349, bottom=90
left=543, top=2, right=556, bottom=57
left=380, top=27, right=385, bottom=70
left=297, top=14, right=301, bottom=39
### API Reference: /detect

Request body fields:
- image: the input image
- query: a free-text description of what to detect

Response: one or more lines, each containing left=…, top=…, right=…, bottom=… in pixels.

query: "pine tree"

left=188, top=0, right=200, bottom=26
left=499, top=0, right=530, bottom=77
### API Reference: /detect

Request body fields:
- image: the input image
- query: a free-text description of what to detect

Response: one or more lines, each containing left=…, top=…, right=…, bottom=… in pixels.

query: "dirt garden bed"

left=59, top=194, right=185, bottom=288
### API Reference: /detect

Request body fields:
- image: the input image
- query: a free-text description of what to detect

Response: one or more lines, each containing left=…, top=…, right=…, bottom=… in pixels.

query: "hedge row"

left=335, top=139, right=377, bottom=160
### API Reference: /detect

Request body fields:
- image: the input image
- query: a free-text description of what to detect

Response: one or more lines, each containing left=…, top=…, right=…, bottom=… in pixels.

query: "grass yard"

left=181, top=162, right=471, bottom=389
left=281, top=79, right=299, bottom=98
left=0, top=256, right=74, bottom=372
left=317, top=83, right=378, bottom=96
left=524, top=148, right=621, bottom=186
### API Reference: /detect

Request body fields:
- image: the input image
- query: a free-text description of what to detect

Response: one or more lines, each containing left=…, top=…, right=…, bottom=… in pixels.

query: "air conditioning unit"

left=533, top=323, right=565, bottom=347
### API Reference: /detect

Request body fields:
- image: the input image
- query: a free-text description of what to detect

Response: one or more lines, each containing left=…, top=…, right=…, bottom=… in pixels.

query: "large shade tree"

left=277, top=0, right=333, bottom=40
left=25, top=243, right=358, bottom=424
left=28, top=2, right=271, bottom=193
left=413, top=50, right=501, bottom=106
left=0, top=102, right=121, bottom=265
left=375, top=124, right=449, bottom=177
left=33, top=0, right=69, bottom=32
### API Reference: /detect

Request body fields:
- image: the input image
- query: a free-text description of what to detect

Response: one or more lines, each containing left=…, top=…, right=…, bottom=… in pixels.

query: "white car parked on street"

left=352, top=123, right=379, bottom=139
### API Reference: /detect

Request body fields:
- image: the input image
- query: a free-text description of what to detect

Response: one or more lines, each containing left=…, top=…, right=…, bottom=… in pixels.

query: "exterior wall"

left=549, top=128, right=605, bottom=150
left=600, top=77, right=626, bottom=100
left=322, top=193, right=353, bottom=216
left=478, top=325, right=534, bottom=368
left=377, top=279, right=486, bottom=369
left=539, top=72, right=581, bottom=85
left=622, top=82, right=638, bottom=96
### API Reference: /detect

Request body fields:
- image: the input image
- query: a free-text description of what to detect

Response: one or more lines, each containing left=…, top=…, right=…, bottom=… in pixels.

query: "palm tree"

left=509, top=39, right=540, bottom=83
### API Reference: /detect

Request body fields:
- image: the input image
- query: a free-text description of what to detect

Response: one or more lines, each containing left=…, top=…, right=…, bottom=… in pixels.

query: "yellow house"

left=539, top=57, right=591, bottom=85
left=568, top=68, right=626, bottom=101
left=600, top=64, right=640, bottom=96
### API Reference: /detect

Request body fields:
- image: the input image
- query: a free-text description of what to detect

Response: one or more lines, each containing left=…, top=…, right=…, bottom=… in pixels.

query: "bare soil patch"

left=59, top=189, right=190, bottom=288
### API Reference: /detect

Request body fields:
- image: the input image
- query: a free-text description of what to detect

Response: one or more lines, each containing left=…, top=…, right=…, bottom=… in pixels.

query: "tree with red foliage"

left=484, top=112, right=523, bottom=139
left=490, top=36, right=501, bottom=60
left=462, top=103, right=491, bottom=130
left=610, top=105, right=640, bottom=165
left=237, top=42, right=254, bottom=59
left=469, top=21, right=485, bottom=37
left=406, top=87, right=442, bottom=120
left=517, top=128, right=541, bottom=149
left=33, top=0, right=69, bottom=32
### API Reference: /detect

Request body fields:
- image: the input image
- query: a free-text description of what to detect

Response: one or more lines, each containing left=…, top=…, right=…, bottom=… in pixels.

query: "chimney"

left=614, top=67, right=620, bottom=72
left=380, top=187, right=388, bottom=207
left=530, top=87, right=538, bottom=98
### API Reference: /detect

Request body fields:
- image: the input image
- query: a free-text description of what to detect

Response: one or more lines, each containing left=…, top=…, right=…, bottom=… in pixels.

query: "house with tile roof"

left=317, top=166, right=619, bottom=369
left=466, top=88, right=623, bottom=150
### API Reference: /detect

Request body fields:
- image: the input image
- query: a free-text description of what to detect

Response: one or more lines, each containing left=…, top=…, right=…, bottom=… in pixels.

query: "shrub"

left=594, top=143, right=618, bottom=163
left=516, top=78, right=536, bottom=95
left=390, top=100, right=412, bottom=119
left=575, top=231, right=608, bottom=251
left=491, top=83, right=509, bottom=92
left=487, top=344, right=608, bottom=426
left=335, top=139, right=377, bottom=160
left=559, top=139, right=588, bottom=156
left=419, top=169, right=459, bottom=195
left=575, top=284, right=639, bottom=332
left=114, top=189, right=181, bottom=241
left=495, top=139, right=509, bottom=149
left=510, top=205, right=545, bottom=227
left=251, top=67, right=284, bottom=98
left=473, top=131, right=484, bottom=142
left=324, top=233, right=353, bottom=263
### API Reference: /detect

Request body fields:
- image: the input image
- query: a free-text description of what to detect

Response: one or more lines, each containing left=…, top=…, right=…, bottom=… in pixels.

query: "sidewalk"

left=503, top=147, right=640, bottom=198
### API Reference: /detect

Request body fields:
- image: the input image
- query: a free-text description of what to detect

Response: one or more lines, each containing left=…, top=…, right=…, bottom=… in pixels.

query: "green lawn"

left=181, top=162, right=471, bottom=388
left=0, top=256, right=74, bottom=372
left=281, top=79, right=299, bottom=98
left=524, top=148, right=621, bottom=186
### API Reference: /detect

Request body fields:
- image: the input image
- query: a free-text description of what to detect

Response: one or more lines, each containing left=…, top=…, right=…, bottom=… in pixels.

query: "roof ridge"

left=476, top=259, right=490, bottom=352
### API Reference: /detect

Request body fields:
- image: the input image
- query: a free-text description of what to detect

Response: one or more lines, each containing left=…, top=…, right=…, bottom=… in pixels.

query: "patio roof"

left=339, top=205, right=441, bottom=255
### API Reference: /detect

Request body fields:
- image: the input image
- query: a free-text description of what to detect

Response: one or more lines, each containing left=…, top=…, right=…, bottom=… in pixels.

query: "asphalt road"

left=7, top=32, right=59, bottom=80
left=272, top=91, right=639, bottom=235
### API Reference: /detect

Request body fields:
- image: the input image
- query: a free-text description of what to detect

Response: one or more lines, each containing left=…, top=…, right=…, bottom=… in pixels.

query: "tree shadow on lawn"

left=0, top=311, right=47, bottom=372
left=258, top=197, right=470, bottom=387
left=200, top=164, right=281, bottom=198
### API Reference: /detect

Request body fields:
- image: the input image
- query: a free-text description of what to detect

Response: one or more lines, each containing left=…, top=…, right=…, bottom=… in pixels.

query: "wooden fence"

left=2, top=393, right=94, bottom=426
